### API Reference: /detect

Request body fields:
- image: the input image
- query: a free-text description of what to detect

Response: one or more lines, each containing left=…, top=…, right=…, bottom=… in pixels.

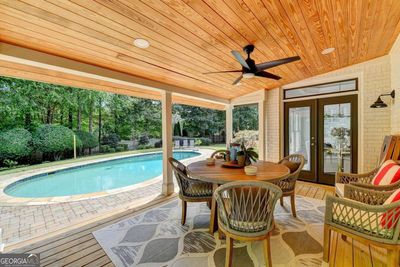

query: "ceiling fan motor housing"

left=243, top=45, right=257, bottom=73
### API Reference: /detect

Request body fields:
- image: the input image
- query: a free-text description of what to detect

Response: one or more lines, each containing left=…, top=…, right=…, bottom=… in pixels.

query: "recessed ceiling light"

left=321, top=47, right=335, bottom=55
left=133, top=38, right=150, bottom=49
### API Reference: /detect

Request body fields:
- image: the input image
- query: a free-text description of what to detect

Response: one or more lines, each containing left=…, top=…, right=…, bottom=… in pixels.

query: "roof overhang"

left=0, top=42, right=228, bottom=110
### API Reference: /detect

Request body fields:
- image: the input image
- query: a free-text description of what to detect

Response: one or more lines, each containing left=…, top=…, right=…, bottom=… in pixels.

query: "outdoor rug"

left=93, top=196, right=326, bottom=267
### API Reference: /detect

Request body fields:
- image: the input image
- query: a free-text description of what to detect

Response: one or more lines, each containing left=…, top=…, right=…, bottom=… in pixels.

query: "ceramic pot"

left=237, top=155, right=245, bottom=166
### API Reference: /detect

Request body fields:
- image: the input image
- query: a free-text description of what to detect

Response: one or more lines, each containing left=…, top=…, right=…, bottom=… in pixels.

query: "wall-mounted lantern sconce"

left=370, top=90, right=395, bottom=108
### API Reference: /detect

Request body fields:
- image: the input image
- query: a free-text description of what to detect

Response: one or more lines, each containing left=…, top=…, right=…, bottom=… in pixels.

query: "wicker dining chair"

left=168, top=157, right=213, bottom=225
left=214, top=181, right=282, bottom=267
left=273, top=154, right=305, bottom=217
left=210, top=149, right=228, bottom=159
left=335, top=160, right=400, bottom=197
left=324, top=184, right=400, bottom=266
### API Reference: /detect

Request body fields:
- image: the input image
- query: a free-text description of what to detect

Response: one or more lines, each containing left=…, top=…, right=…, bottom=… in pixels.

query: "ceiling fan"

left=204, top=45, right=301, bottom=85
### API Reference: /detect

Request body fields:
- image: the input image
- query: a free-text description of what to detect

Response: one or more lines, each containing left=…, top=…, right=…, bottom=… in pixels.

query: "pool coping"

left=0, top=149, right=206, bottom=206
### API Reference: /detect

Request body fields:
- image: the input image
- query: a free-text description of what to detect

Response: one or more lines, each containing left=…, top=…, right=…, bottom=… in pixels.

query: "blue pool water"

left=5, top=151, right=200, bottom=198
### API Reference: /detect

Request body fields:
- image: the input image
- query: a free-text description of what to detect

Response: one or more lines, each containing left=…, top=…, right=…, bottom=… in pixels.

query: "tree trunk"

left=88, top=98, right=94, bottom=155
left=46, top=106, right=53, bottom=124
left=24, top=112, right=32, bottom=130
left=60, top=108, right=64, bottom=125
left=77, top=94, right=82, bottom=130
left=68, top=107, right=73, bottom=129
left=98, top=98, right=102, bottom=145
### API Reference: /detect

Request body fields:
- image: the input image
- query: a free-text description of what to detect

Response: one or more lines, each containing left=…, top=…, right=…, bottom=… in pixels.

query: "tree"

left=75, top=130, right=98, bottom=155
left=233, top=104, right=258, bottom=133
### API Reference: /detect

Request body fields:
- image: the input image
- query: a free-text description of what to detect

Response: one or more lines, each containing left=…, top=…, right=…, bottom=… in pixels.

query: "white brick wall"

left=280, top=56, right=392, bottom=172
left=390, top=35, right=400, bottom=134
left=266, top=88, right=280, bottom=162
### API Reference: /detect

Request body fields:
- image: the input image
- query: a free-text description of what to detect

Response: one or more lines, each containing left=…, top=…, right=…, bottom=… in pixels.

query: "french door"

left=284, top=95, right=358, bottom=185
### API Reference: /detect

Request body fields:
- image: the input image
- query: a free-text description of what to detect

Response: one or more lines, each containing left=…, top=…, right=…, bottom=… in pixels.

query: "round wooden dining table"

left=187, top=159, right=290, bottom=234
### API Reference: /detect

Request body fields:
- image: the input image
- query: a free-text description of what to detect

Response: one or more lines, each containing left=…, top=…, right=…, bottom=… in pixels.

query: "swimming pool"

left=4, top=151, right=200, bottom=198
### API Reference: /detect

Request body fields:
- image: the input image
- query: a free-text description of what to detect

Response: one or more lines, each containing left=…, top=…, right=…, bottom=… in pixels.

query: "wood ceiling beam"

left=0, top=42, right=229, bottom=106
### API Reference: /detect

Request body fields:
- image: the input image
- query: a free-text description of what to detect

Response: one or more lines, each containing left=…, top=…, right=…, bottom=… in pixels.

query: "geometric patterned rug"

left=93, top=196, right=326, bottom=267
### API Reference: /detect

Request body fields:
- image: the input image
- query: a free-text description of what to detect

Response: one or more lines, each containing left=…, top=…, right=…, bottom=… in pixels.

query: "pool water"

left=5, top=151, right=200, bottom=198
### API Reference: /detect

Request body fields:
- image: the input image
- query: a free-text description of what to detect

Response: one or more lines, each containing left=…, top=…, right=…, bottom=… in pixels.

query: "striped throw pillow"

left=381, top=189, right=400, bottom=229
left=371, top=160, right=400, bottom=186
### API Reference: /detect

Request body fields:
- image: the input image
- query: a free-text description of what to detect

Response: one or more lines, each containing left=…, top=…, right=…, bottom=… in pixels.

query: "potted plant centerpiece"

left=240, top=142, right=258, bottom=166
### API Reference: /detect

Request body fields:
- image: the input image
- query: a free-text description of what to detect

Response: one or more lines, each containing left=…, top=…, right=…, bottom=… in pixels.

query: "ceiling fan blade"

left=231, top=50, right=250, bottom=69
left=256, top=56, right=300, bottom=71
left=232, top=75, right=243, bottom=85
left=203, top=70, right=242, bottom=74
left=255, top=71, right=281, bottom=80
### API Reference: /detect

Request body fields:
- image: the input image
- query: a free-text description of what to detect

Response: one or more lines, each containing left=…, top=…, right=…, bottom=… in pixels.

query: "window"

left=284, top=79, right=357, bottom=100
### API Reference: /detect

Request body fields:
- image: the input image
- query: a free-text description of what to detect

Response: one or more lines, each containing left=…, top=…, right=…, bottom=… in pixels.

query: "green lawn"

left=0, top=145, right=225, bottom=176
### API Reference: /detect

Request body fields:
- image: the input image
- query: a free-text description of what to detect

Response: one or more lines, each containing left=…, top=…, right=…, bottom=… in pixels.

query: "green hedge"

left=33, top=125, right=81, bottom=158
left=0, top=128, right=33, bottom=161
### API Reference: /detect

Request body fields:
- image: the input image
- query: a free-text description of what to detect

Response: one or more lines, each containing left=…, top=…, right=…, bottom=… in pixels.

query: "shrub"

left=0, top=128, right=33, bottom=161
left=196, top=137, right=211, bottom=146
left=121, top=144, right=129, bottom=151
left=137, top=144, right=153, bottom=150
left=100, top=145, right=110, bottom=153
left=75, top=130, right=98, bottom=150
left=101, top=133, right=120, bottom=148
left=33, top=124, right=81, bottom=160
left=154, top=140, right=162, bottom=148
left=138, top=135, right=149, bottom=146
left=108, top=148, right=116, bottom=153
left=3, top=159, right=18, bottom=168
left=232, top=130, right=258, bottom=148
left=115, top=145, right=125, bottom=152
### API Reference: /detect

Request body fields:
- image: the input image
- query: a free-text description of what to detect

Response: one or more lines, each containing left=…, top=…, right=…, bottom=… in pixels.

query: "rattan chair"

left=168, top=157, right=213, bottom=225
left=324, top=184, right=400, bottom=266
left=214, top=181, right=282, bottom=267
left=210, top=149, right=228, bottom=159
left=273, top=154, right=305, bottom=217
left=335, top=161, right=400, bottom=197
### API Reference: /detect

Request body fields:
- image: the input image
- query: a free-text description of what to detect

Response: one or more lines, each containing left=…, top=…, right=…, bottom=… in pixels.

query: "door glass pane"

left=323, top=103, right=351, bottom=174
left=288, top=107, right=311, bottom=170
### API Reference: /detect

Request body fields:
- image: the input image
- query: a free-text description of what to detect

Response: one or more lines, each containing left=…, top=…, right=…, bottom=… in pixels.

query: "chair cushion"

left=381, top=188, right=400, bottom=229
left=280, top=159, right=300, bottom=173
left=335, top=183, right=345, bottom=198
left=228, top=219, right=268, bottom=233
left=185, top=182, right=213, bottom=197
left=371, top=160, right=400, bottom=186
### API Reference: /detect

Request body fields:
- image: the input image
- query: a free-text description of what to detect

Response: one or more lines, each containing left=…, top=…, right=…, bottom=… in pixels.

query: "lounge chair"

left=214, top=181, right=282, bottom=267
left=182, top=139, right=189, bottom=149
left=168, top=157, right=213, bottom=225
left=324, top=184, right=400, bottom=266
left=174, top=140, right=181, bottom=149
left=189, top=139, right=195, bottom=148
left=335, top=160, right=400, bottom=197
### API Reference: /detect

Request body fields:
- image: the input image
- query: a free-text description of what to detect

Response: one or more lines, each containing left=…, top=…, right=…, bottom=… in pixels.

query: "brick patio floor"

left=0, top=150, right=210, bottom=249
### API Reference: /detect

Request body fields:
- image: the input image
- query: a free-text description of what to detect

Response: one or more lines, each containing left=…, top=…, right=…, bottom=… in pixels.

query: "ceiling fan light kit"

left=203, top=44, right=301, bottom=85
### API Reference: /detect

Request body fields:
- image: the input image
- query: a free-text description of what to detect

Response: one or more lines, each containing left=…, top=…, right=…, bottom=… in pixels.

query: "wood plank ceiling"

left=0, top=0, right=400, bottom=100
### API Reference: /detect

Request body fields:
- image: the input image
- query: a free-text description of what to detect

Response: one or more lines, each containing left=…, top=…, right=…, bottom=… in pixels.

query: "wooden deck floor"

left=10, top=181, right=389, bottom=267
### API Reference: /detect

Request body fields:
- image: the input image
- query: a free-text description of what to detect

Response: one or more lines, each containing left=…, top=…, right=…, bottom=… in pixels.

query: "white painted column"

left=258, top=98, right=267, bottom=161
left=161, top=91, right=173, bottom=196
left=225, top=104, right=233, bottom=147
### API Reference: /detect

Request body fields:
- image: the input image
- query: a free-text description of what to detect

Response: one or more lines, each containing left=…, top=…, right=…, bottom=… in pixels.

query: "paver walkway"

left=0, top=150, right=210, bottom=249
